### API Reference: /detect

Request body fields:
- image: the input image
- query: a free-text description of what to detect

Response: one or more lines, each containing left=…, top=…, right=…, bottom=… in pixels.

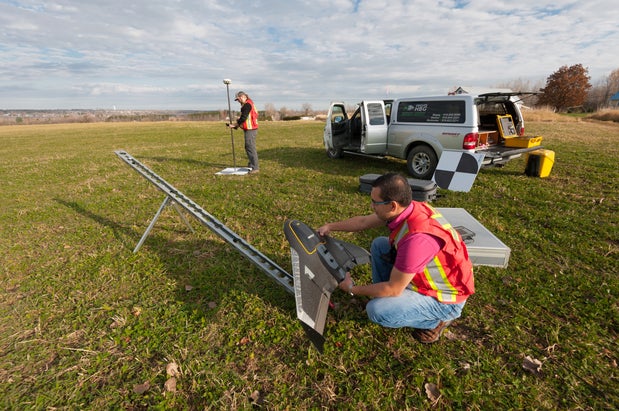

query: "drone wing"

left=283, top=219, right=370, bottom=352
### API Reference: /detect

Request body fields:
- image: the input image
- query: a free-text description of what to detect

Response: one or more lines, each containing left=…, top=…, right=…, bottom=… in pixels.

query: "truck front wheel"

left=326, top=146, right=343, bottom=159
left=407, top=145, right=437, bottom=180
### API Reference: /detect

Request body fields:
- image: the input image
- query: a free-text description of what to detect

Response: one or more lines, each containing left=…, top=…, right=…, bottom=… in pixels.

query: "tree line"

left=498, top=65, right=619, bottom=112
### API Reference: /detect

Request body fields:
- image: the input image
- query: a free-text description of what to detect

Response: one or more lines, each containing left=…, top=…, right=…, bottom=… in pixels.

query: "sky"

left=1, top=0, right=618, bottom=111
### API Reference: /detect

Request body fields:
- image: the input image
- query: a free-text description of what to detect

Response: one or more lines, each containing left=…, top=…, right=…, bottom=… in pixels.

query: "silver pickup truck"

left=323, top=92, right=542, bottom=179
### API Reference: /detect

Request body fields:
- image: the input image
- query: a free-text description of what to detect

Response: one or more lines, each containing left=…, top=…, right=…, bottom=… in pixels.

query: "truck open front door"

left=324, top=102, right=349, bottom=157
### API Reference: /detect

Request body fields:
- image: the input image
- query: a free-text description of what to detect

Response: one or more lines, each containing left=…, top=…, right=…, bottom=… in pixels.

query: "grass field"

left=1, top=119, right=617, bottom=410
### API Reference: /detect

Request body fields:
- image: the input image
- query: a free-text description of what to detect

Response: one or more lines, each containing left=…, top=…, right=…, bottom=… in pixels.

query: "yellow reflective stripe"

left=424, top=256, right=458, bottom=302
left=431, top=211, right=460, bottom=242
left=243, top=103, right=259, bottom=129
left=391, top=222, right=409, bottom=249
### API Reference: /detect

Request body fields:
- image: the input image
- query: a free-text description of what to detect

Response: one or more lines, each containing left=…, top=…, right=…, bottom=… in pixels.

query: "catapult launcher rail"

left=114, top=150, right=294, bottom=294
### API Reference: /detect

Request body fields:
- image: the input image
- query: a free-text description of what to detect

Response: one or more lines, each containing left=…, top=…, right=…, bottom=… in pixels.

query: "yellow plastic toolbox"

left=504, top=136, right=543, bottom=148
left=525, top=149, right=555, bottom=178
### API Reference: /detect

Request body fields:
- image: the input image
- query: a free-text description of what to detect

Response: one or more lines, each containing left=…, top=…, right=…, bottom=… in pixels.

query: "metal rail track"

left=115, top=150, right=294, bottom=294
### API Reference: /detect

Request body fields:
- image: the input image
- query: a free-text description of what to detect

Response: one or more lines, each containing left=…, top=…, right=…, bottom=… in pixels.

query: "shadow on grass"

left=54, top=198, right=139, bottom=250
left=258, top=146, right=409, bottom=177
left=156, top=237, right=295, bottom=315
left=138, top=155, right=230, bottom=170
left=480, top=166, right=527, bottom=177
left=130, top=147, right=408, bottom=182
left=54, top=197, right=294, bottom=318
left=260, top=146, right=534, bottom=181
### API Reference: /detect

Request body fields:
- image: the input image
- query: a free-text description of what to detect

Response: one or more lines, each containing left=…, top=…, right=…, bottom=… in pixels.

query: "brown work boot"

left=412, top=320, right=453, bottom=343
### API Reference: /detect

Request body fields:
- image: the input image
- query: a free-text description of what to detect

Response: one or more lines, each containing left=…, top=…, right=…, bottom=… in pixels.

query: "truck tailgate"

left=477, top=145, right=543, bottom=166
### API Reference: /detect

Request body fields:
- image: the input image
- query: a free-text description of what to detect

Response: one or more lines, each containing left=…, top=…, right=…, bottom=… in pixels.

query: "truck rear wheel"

left=407, top=145, right=437, bottom=180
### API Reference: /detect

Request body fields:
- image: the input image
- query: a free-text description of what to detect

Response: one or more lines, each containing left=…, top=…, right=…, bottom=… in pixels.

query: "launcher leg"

left=134, top=196, right=171, bottom=253
left=171, top=200, right=194, bottom=233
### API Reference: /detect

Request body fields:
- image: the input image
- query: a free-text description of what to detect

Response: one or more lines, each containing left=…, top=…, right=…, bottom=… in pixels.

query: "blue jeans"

left=366, top=236, right=465, bottom=330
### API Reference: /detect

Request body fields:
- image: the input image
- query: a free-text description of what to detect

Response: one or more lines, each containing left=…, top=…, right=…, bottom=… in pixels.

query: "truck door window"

left=367, top=103, right=385, bottom=125
left=397, top=101, right=466, bottom=123
left=331, top=106, right=346, bottom=123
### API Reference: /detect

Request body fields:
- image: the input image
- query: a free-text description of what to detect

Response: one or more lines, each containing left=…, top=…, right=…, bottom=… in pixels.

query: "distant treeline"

left=0, top=109, right=304, bottom=125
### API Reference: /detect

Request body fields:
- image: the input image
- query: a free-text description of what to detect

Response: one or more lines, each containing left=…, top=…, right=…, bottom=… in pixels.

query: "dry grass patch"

left=588, top=108, right=619, bottom=122
left=522, top=107, right=578, bottom=122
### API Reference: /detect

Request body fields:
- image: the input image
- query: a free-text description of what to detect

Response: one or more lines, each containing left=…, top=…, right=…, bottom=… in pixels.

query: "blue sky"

left=1, top=0, right=617, bottom=110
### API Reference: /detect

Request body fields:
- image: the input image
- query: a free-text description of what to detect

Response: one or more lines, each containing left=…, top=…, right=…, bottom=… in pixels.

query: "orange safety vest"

left=389, top=202, right=474, bottom=303
left=240, top=98, right=259, bottom=130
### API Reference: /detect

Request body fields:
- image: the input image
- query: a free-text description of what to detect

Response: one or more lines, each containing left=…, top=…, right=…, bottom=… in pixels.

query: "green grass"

left=1, top=120, right=617, bottom=410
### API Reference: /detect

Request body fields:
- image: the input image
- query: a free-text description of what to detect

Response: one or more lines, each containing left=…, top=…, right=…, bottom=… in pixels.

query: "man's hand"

left=338, top=272, right=354, bottom=295
left=317, top=224, right=331, bottom=237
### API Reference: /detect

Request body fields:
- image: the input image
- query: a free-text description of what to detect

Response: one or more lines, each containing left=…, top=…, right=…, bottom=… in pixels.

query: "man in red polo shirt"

left=318, top=172, right=474, bottom=343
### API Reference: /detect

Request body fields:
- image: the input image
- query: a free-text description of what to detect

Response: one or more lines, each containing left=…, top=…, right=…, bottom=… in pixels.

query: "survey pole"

left=223, top=78, right=237, bottom=168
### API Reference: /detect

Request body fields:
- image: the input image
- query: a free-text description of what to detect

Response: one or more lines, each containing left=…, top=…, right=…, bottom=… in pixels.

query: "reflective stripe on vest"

left=242, top=98, right=259, bottom=130
left=390, top=203, right=473, bottom=303
left=422, top=256, right=459, bottom=302
left=430, top=209, right=461, bottom=244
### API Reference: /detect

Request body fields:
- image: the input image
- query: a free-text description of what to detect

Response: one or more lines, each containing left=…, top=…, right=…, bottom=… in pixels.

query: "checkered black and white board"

left=432, top=150, right=485, bottom=192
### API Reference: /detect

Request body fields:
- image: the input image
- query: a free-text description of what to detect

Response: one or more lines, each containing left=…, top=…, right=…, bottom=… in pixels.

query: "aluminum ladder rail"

left=115, top=150, right=294, bottom=294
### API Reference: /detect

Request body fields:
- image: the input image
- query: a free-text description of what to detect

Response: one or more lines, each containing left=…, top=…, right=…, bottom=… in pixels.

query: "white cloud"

left=0, top=0, right=617, bottom=110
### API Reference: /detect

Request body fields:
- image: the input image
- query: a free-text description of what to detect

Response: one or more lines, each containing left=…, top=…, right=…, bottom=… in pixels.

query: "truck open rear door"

left=360, top=101, right=389, bottom=154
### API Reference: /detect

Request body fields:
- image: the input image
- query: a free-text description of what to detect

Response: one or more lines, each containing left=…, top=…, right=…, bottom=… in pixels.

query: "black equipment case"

left=359, top=174, right=438, bottom=202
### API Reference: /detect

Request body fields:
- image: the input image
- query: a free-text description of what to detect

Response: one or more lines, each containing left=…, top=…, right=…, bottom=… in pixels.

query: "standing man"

left=228, top=91, right=259, bottom=174
left=317, top=173, right=474, bottom=343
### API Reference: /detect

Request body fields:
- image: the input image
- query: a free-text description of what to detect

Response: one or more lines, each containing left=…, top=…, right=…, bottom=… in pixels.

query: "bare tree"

left=586, top=83, right=607, bottom=111
left=495, top=78, right=545, bottom=107
left=583, top=68, right=619, bottom=110
left=220, top=109, right=229, bottom=121
left=279, top=106, right=288, bottom=120
left=264, top=103, right=277, bottom=120
left=603, top=68, right=619, bottom=104
left=301, top=103, right=313, bottom=116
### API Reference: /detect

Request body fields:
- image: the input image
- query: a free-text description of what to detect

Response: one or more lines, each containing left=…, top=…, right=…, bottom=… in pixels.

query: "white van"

left=324, top=93, right=541, bottom=179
